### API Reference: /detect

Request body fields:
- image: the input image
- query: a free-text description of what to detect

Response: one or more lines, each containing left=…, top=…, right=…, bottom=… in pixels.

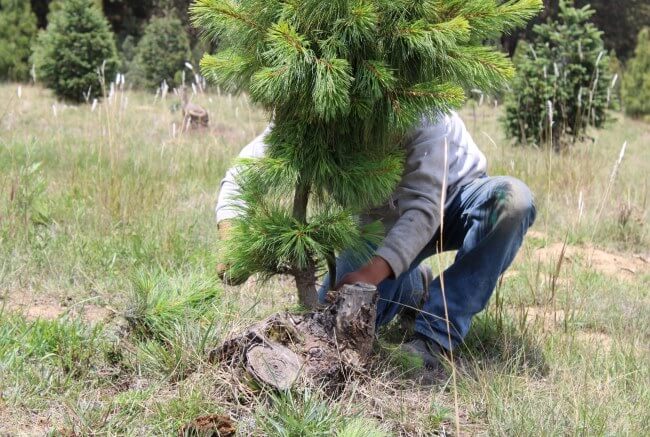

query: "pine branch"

left=199, top=49, right=257, bottom=92
left=313, top=57, right=353, bottom=121
left=190, top=0, right=261, bottom=41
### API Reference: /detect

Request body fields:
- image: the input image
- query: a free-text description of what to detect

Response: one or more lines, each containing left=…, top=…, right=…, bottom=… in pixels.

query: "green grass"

left=1, top=83, right=649, bottom=435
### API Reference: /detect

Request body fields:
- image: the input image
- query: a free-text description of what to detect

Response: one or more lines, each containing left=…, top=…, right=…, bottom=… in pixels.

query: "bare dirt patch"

left=1, top=290, right=111, bottom=323
left=0, top=404, right=52, bottom=437
left=180, top=414, right=236, bottom=437
left=520, top=306, right=567, bottom=331
left=575, top=331, right=614, bottom=352
left=512, top=306, right=615, bottom=352
left=532, top=243, right=649, bottom=280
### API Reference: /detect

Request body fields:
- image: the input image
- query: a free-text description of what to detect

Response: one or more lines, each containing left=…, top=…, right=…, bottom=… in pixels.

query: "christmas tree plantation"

left=191, top=0, right=542, bottom=308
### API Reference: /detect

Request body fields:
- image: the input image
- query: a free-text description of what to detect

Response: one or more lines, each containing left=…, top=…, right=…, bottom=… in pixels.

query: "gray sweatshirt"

left=216, top=111, right=487, bottom=277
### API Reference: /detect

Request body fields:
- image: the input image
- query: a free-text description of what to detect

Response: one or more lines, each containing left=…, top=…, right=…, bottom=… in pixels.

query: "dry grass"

left=0, top=83, right=648, bottom=436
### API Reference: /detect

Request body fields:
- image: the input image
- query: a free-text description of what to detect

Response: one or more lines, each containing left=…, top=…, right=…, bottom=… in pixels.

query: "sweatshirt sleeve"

left=215, top=127, right=270, bottom=223
left=375, top=115, right=451, bottom=277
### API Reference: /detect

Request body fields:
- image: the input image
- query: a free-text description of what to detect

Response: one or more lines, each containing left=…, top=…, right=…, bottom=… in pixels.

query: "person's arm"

left=336, top=115, right=452, bottom=288
left=216, top=126, right=270, bottom=283
left=216, top=126, right=271, bottom=224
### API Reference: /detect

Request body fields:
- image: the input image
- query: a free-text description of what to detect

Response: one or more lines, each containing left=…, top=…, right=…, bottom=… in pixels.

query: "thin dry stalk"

left=435, top=136, right=461, bottom=435
left=591, top=141, right=628, bottom=242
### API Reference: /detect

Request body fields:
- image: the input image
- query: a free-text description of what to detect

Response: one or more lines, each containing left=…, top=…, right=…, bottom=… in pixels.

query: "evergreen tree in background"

left=46, top=0, right=103, bottom=21
left=502, top=0, right=650, bottom=62
left=130, top=13, right=191, bottom=89
left=575, top=0, right=650, bottom=62
left=191, top=0, right=541, bottom=307
left=32, top=0, right=119, bottom=102
left=503, top=1, right=613, bottom=150
left=622, top=28, right=650, bottom=119
left=0, top=0, right=38, bottom=82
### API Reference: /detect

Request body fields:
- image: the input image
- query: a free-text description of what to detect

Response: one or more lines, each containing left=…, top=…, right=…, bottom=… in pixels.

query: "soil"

left=575, top=331, right=614, bottom=351
left=532, top=242, right=649, bottom=280
left=179, top=414, right=236, bottom=437
left=513, top=306, right=615, bottom=352
left=520, top=306, right=567, bottom=331
left=1, top=289, right=111, bottom=323
left=209, top=283, right=378, bottom=392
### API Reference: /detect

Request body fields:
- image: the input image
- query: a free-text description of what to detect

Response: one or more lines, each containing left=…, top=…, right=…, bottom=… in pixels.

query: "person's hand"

left=334, top=256, right=393, bottom=290
left=217, top=220, right=249, bottom=286
left=217, top=219, right=234, bottom=241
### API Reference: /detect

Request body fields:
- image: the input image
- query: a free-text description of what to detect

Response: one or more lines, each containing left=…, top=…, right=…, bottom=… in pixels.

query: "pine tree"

left=575, top=0, right=650, bottom=62
left=503, top=1, right=613, bottom=150
left=622, top=28, right=650, bottom=119
left=130, top=13, right=191, bottom=90
left=0, top=0, right=38, bottom=82
left=191, top=0, right=542, bottom=307
left=32, top=0, right=119, bottom=102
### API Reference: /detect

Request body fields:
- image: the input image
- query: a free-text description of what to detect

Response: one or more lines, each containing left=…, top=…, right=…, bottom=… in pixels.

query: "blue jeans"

left=318, top=176, right=536, bottom=351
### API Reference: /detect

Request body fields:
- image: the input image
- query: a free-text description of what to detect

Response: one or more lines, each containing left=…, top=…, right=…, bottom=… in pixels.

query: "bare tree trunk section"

left=333, top=283, right=377, bottom=360
left=210, top=283, right=379, bottom=391
left=291, top=178, right=320, bottom=309
left=293, top=262, right=320, bottom=310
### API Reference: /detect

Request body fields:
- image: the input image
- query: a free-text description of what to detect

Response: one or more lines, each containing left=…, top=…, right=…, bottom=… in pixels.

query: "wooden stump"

left=210, top=283, right=378, bottom=390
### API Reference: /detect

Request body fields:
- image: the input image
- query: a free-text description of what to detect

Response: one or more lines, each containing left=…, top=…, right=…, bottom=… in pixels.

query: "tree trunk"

left=293, top=263, right=320, bottom=309
left=292, top=179, right=320, bottom=309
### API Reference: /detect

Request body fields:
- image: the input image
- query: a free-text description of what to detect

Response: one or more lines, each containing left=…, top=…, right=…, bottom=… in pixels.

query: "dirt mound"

left=210, top=283, right=379, bottom=393
left=179, top=414, right=236, bottom=437
left=533, top=243, right=649, bottom=280
left=1, top=290, right=111, bottom=323
left=519, top=306, right=566, bottom=331
left=514, top=306, right=614, bottom=351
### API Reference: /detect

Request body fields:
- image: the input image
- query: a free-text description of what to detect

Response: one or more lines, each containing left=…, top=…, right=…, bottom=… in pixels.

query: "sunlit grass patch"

left=256, top=388, right=388, bottom=437
left=0, top=313, right=105, bottom=378
left=122, top=269, right=224, bottom=381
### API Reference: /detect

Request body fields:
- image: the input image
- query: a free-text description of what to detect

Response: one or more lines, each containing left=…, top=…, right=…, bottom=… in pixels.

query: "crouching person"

left=215, top=111, right=536, bottom=369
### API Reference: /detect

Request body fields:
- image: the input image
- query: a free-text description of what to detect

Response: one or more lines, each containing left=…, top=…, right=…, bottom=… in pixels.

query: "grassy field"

left=0, top=82, right=648, bottom=436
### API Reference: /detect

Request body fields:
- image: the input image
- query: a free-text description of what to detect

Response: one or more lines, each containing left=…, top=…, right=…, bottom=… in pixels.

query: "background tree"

left=32, top=0, right=119, bottom=102
left=501, top=0, right=650, bottom=61
left=191, top=0, right=542, bottom=307
left=0, top=0, right=38, bottom=82
left=622, top=28, right=650, bottom=119
left=46, top=0, right=103, bottom=20
left=501, top=0, right=558, bottom=56
left=102, top=0, right=156, bottom=42
left=130, top=13, right=191, bottom=89
left=503, top=1, right=613, bottom=150
left=575, top=0, right=650, bottom=62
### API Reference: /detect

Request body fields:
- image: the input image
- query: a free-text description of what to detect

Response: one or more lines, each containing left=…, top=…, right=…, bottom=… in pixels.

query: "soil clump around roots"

left=209, top=283, right=378, bottom=391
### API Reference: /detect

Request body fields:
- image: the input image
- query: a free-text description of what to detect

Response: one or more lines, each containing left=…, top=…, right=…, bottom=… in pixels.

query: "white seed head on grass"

left=609, top=141, right=628, bottom=184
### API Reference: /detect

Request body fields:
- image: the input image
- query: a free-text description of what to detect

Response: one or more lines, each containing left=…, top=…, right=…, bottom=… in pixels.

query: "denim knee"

left=501, top=177, right=536, bottom=225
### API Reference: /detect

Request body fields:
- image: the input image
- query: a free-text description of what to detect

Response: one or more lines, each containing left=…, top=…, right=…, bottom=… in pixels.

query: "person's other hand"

left=334, top=256, right=393, bottom=290
left=217, top=220, right=249, bottom=286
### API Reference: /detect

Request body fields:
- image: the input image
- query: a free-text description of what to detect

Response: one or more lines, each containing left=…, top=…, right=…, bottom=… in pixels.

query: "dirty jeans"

left=318, top=176, right=536, bottom=351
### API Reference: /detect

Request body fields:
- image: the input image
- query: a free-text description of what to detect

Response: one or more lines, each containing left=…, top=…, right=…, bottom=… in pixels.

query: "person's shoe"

left=400, top=333, right=446, bottom=370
